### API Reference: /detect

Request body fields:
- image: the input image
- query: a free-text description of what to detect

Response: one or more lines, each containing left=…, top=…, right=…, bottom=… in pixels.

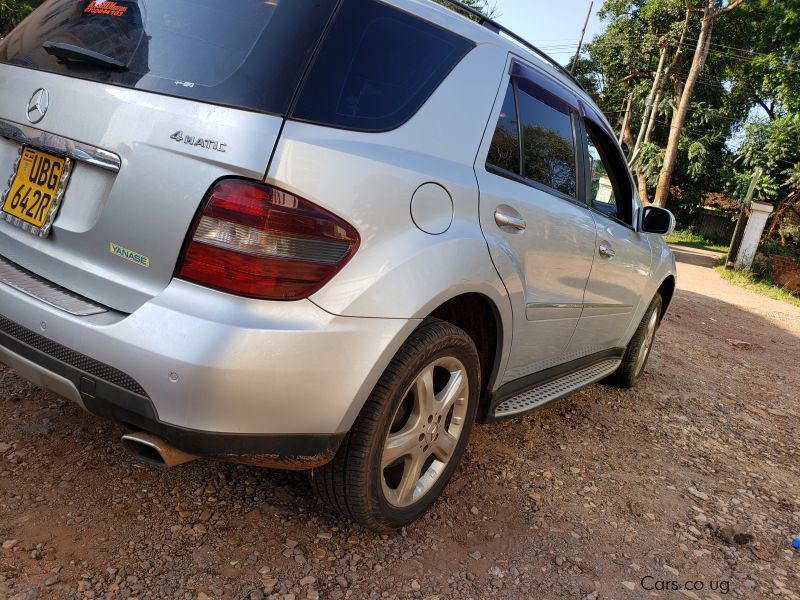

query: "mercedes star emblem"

left=26, top=88, right=49, bottom=124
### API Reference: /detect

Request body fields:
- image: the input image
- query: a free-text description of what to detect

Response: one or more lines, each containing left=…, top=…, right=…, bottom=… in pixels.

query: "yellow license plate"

left=1, top=146, right=72, bottom=236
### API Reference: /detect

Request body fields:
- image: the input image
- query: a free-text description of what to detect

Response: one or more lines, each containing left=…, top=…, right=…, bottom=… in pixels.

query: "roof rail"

left=434, top=0, right=585, bottom=90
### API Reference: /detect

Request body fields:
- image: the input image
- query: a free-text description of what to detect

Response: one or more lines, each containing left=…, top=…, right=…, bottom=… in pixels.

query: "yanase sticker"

left=109, top=243, right=150, bottom=268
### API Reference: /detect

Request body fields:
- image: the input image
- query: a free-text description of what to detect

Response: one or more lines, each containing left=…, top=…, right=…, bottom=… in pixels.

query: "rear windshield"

left=0, top=0, right=339, bottom=114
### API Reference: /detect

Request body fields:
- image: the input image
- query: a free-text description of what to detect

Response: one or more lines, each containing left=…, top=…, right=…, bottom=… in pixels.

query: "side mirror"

left=638, top=205, right=675, bottom=235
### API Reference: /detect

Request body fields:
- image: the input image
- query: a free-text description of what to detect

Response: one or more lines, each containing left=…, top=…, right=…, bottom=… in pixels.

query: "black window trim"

left=579, top=115, right=636, bottom=230
left=512, top=78, right=524, bottom=179
left=510, top=59, right=579, bottom=113
left=485, top=59, right=585, bottom=208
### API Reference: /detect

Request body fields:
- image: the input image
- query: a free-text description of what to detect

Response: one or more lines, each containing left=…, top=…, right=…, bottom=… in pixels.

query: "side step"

left=493, top=358, right=621, bottom=418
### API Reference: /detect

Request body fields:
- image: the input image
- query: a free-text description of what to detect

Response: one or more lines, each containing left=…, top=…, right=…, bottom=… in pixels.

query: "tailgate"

left=0, top=66, right=282, bottom=312
left=0, top=0, right=340, bottom=313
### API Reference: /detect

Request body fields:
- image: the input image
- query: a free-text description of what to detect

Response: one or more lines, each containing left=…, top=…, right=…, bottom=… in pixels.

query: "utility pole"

left=570, top=0, right=594, bottom=75
left=726, top=167, right=762, bottom=269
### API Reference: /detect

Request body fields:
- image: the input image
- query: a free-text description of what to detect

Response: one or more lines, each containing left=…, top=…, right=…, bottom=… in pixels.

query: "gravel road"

left=1, top=245, right=798, bottom=600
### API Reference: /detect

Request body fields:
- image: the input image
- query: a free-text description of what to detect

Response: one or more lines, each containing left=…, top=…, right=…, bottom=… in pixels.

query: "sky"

left=492, top=0, right=606, bottom=67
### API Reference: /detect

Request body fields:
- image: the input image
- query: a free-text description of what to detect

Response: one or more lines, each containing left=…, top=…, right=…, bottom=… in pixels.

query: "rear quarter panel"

left=269, top=43, right=510, bottom=317
left=267, top=42, right=514, bottom=390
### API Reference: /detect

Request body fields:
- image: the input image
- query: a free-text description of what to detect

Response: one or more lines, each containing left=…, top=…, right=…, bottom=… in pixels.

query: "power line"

left=683, top=36, right=798, bottom=62
left=649, top=120, right=800, bottom=169
left=578, top=30, right=800, bottom=72
left=653, top=118, right=735, bottom=139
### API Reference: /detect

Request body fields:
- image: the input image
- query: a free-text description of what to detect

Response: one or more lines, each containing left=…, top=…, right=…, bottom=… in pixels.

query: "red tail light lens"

left=176, top=179, right=360, bottom=300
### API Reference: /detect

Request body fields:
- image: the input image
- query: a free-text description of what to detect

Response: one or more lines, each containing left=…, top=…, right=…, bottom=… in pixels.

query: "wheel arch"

left=427, top=292, right=505, bottom=422
left=656, top=275, right=676, bottom=322
left=333, top=281, right=512, bottom=434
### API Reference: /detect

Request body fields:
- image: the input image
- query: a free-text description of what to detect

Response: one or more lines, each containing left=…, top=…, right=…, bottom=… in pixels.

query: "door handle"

left=599, top=243, right=616, bottom=258
left=494, top=210, right=526, bottom=231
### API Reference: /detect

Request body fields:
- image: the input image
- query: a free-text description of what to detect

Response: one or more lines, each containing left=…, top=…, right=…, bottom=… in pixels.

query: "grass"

left=664, top=229, right=730, bottom=254
left=716, top=266, right=800, bottom=308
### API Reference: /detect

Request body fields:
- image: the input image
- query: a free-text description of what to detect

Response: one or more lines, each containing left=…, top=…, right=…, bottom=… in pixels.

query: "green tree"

left=1, top=0, right=42, bottom=37
left=574, top=0, right=799, bottom=221
left=435, top=0, right=497, bottom=20
left=574, top=0, right=696, bottom=202
left=718, top=0, right=800, bottom=120
left=735, top=118, right=800, bottom=200
left=652, top=0, right=745, bottom=208
left=734, top=116, right=800, bottom=248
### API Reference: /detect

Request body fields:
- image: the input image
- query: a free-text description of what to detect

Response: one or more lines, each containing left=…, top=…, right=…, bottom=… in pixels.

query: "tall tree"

left=1, top=0, right=41, bottom=37
left=719, top=0, right=800, bottom=120
left=652, top=0, right=745, bottom=207
left=561, top=0, right=799, bottom=224
left=574, top=0, right=696, bottom=202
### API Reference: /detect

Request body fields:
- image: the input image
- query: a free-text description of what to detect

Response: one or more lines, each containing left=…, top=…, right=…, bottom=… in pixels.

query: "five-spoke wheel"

left=310, top=319, right=479, bottom=531
left=381, top=357, right=469, bottom=508
left=609, top=293, right=663, bottom=388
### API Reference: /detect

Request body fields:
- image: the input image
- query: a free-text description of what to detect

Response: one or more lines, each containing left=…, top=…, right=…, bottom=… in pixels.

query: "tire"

left=608, top=294, right=663, bottom=388
left=309, top=318, right=480, bottom=531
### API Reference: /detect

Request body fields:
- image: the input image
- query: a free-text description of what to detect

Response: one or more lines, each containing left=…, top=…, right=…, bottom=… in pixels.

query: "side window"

left=291, top=0, right=475, bottom=132
left=486, top=84, right=520, bottom=175
left=485, top=77, right=578, bottom=199
left=517, top=83, right=577, bottom=198
left=585, top=121, right=633, bottom=224
left=587, top=131, right=616, bottom=213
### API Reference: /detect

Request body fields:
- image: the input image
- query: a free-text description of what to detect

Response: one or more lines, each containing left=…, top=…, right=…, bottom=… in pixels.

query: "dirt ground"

left=1, top=245, right=798, bottom=600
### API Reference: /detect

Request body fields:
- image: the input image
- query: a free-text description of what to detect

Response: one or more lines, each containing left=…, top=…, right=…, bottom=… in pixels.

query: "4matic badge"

left=170, top=131, right=227, bottom=153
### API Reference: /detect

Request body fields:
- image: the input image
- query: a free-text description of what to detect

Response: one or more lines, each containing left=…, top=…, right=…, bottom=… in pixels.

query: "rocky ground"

left=1, top=245, right=798, bottom=600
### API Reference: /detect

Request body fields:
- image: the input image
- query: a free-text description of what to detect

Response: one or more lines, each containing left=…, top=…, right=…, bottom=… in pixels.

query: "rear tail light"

left=176, top=179, right=359, bottom=300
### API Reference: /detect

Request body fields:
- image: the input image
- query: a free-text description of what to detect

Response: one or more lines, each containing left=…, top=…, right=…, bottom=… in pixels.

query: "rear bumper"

left=0, top=317, right=345, bottom=467
left=0, top=276, right=418, bottom=463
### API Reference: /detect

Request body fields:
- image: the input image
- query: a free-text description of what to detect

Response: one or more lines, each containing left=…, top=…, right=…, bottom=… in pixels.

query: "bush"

left=760, top=224, right=800, bottom=260
left=664, top=229, right=730, bottom=253
left=1, top=1, right=44, bottom=38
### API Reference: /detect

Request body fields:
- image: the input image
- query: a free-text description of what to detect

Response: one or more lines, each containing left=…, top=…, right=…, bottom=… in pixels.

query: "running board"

left=492, top=358, right=621, bottom=419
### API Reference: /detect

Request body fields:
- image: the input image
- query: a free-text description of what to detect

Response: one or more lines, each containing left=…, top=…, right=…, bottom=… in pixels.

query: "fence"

left=681, top=208, right=737, bottom=244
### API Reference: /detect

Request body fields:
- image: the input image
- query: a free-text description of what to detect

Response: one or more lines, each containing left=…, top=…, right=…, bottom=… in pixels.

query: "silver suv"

left=0, top=0, right=676, bottom=530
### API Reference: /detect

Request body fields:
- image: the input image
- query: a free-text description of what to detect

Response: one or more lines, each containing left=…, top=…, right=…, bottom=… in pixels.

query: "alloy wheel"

left=634, top=309, right=658, bottom=377
left=381, top=357, right=469, bottom=508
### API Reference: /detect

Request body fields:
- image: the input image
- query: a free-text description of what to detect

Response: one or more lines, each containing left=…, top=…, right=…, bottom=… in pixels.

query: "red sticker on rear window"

left=83, top=1, right=129, bottom=17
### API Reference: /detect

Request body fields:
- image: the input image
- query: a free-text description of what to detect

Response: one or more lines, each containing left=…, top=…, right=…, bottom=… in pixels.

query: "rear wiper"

left=43, top=41, right=128, bottom=71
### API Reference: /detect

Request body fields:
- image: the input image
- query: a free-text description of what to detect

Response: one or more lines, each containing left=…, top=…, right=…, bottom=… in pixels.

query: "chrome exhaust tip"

left=121, top=432, right=199, bottom=468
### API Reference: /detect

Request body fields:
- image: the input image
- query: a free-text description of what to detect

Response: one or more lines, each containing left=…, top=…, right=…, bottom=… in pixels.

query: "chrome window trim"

left=0, top=118, right=121, bottom=173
